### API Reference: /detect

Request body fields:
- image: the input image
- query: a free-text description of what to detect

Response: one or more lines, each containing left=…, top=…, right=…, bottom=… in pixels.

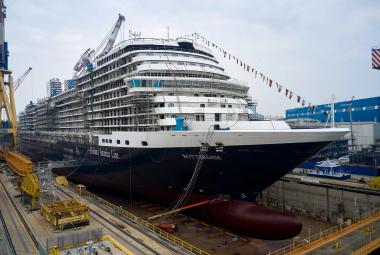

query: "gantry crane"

left=0, top=1, right=89, bottom=227
left=0, top=0, right=16, bottom=148
left=73, top=14, right=125, bottom=77
left=0, top=0, right=41, bottom=208
left=0, top=0, right=42, bottom=210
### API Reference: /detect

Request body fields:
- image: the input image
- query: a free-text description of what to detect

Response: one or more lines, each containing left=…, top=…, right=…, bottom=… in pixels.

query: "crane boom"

left=101, top=13, right=125, bottom=55
left=72, top=14, right=125, bottom=78
left=14, top=66, right=32, bottom=91
left=73, top=48, right=93, bottom=72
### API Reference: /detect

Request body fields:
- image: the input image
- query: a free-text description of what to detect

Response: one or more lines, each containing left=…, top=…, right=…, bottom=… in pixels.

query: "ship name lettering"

left=182, top=154, right=222, bottom=160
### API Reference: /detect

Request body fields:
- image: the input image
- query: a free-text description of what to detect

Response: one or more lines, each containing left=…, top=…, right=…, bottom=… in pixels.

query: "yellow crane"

left=0, top=1, right=89, bottom=231
left=0, top=0, right=40, bottom=208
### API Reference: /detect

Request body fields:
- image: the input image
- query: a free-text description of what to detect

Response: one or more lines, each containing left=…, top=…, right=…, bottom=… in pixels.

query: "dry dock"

left=0, top=168, right=203, bottom=255
left=1, top=163, right=380, bottom=255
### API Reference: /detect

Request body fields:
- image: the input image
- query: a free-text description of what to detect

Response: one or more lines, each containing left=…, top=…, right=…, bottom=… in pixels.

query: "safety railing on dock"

left=67, top=182, right=210, bottom=255
left=46, top=228, right=103, bottom=254
left=268, top=207, right=380, bottom=255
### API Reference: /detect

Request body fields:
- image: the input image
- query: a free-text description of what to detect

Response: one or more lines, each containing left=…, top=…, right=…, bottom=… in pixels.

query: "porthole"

left=142, top=141, right=148, bottom=146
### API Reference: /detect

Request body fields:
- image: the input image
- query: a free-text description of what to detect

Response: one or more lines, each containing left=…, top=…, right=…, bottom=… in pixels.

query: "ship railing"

left=112, top=37, right=213, bottom=55
left=267, top=207, right=380, bottom=255
left=67, top=181, right=210, bottom=255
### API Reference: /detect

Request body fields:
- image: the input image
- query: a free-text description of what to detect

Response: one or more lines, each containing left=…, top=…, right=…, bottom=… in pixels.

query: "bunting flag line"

left=193, top=32, right=314, bottom=110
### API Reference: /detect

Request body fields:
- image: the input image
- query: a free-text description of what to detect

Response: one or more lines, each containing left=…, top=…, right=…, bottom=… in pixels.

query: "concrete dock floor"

left=0, top=171, right=182, bottom=255
left=91, top=188, right=337, bottom=255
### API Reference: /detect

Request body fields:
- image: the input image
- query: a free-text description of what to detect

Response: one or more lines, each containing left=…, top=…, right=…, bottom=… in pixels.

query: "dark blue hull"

left=19, top=138, right=330, bottom=239
left=19, top=138, right=329, bottom=202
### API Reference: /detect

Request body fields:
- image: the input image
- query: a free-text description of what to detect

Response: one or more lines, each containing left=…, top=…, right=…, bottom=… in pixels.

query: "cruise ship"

left=18, top=35, right=349, bottom=239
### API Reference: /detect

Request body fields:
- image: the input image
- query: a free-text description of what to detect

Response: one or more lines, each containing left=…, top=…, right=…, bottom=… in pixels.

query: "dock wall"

left=257, top=178, right=380, bottom=224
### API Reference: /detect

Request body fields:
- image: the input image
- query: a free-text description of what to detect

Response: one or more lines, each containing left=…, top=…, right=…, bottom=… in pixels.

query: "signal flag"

left=372, top=48, right=380, bottom=70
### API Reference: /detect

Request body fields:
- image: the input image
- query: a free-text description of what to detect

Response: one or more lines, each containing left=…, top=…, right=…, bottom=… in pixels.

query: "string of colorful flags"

left=188, top=32, right=316, bottom=112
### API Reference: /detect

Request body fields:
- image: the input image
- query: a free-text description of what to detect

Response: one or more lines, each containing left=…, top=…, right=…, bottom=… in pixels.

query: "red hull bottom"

left=135, top=187, right=302, bottom=240
left=207, top=200, right=302, bottom=240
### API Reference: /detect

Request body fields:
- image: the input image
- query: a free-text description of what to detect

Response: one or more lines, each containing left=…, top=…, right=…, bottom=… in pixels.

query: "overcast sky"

left=5, top=0, right=380, bottom=116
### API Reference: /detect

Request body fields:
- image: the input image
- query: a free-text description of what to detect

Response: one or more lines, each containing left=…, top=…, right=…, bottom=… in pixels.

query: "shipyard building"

left=286, top=96, right=380, bottom=174
left=286, top=96, right=380, bottom=150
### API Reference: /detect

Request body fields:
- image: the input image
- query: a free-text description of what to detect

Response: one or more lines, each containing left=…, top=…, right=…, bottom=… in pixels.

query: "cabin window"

left=125, top=140, right=129, bottom=145
left=196, top=114, right=205, bottom=121
left=142, top=141, right=148, bottom=146
left=200, top=104, right=205, bottom=108
left=117, top=139, right=120, bottom=144
left=109, top=139, right=112, bottom=143
left=102, top=139, right=105, bottom=143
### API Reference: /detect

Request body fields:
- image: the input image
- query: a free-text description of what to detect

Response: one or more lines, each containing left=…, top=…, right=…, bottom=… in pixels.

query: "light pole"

left=341, top=96, right=355, bottom=151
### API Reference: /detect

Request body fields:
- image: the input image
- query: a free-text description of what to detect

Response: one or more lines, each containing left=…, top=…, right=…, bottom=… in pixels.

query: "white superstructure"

left=18, top=37, right=348, bottom=149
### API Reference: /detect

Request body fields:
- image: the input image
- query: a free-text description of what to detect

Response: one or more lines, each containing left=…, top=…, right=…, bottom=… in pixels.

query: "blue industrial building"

left=286, top=96, right=380, bottom=123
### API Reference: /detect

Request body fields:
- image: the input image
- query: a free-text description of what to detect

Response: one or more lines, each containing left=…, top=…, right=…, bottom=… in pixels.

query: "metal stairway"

left=36, top=161, right=56, bottom=203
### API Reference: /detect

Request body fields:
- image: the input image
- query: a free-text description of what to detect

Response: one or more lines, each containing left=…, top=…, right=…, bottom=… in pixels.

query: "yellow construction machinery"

left=368, top=176, right=380, bottom=189
left=0, top=143, right=40, bottom=208
left=41, top=199, right=90, bottom=230
left=21, top=172, right=40, bottom=207
left=55, top=175, right=69, bottom=186
left=4, top=150, right=32, bottom=176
